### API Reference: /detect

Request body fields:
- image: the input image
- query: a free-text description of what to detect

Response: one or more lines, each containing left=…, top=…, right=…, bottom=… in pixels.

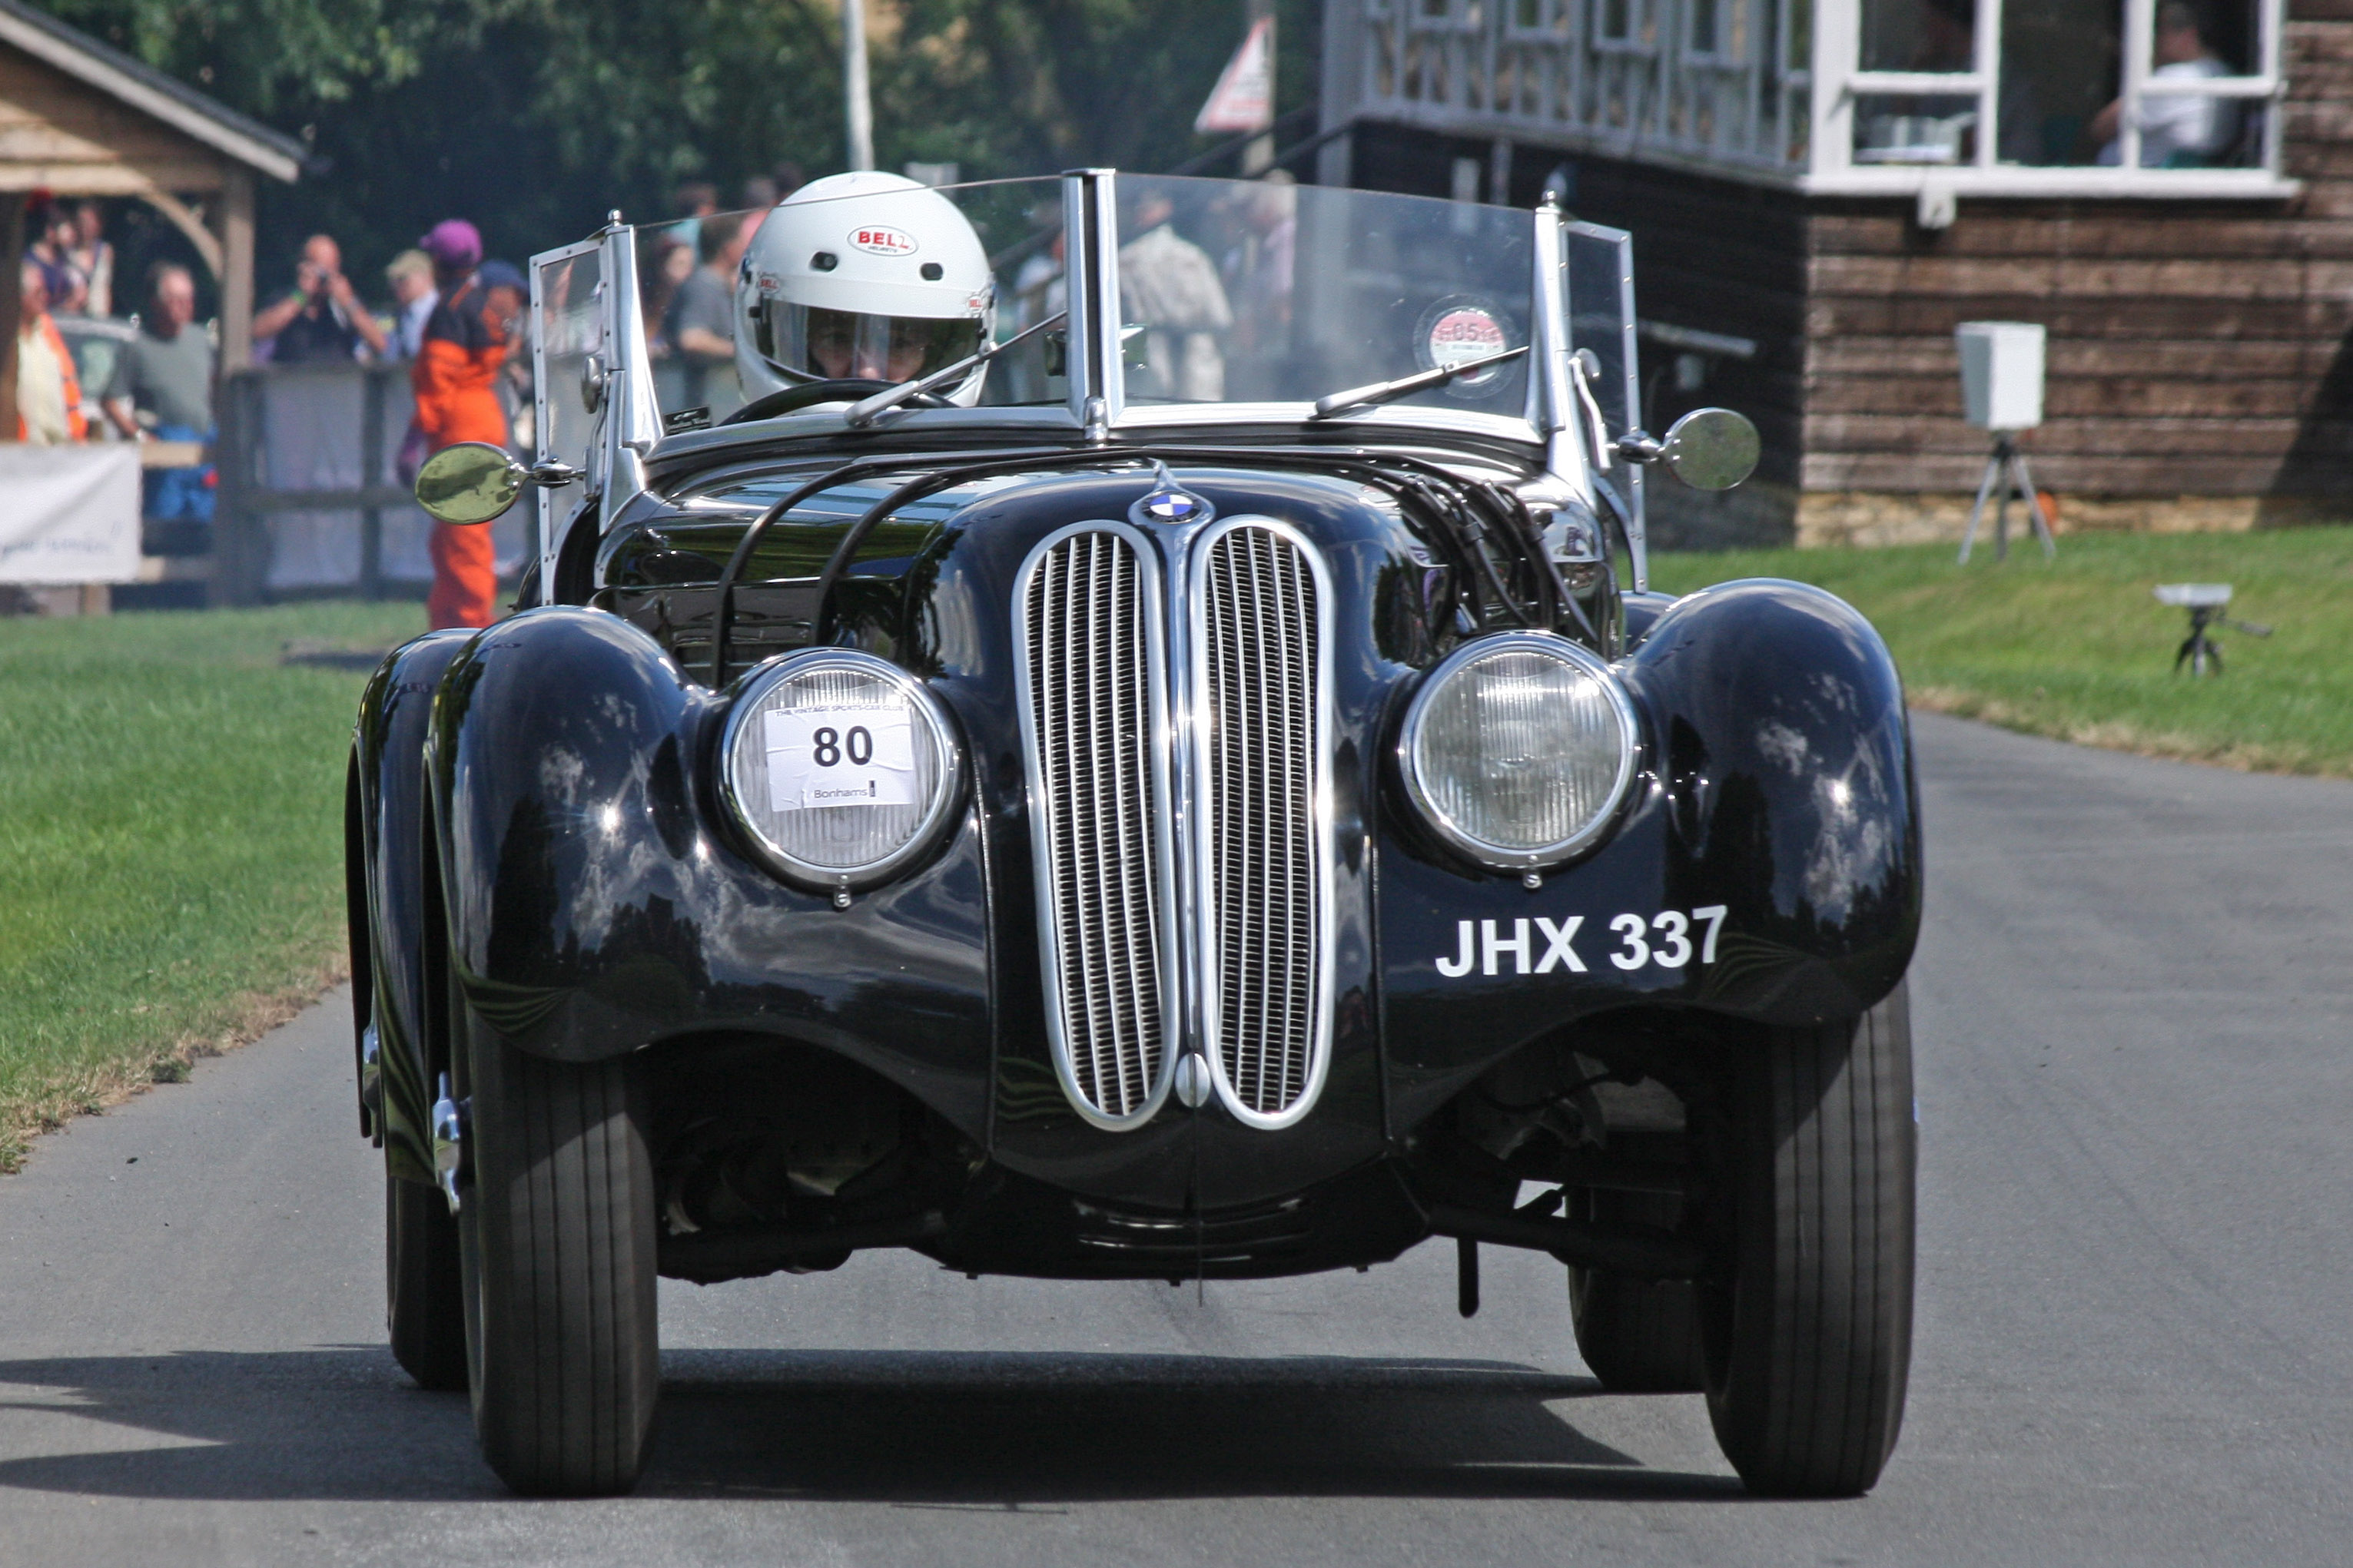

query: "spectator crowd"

left=15, top=171, right=805, bottom=626
left=12, top=194, right=546, bottom=627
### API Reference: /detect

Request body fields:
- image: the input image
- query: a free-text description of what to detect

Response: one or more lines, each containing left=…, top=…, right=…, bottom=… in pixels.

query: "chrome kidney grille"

left=1017, top=528, right=1172, bottom=1126
left=1015, top=518, right=1332, bottom=1133
left=1196, top=525, right=1329, bottom=1124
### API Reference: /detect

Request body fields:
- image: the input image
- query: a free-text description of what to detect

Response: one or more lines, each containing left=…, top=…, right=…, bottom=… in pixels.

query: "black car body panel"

left=355, top=464, right=1917, bottom=1235
left=347, top=174, right=1921, bottom=1298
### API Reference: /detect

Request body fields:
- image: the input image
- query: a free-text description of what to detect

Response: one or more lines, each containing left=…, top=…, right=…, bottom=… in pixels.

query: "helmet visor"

left=761, top=303, right=985, bottom=385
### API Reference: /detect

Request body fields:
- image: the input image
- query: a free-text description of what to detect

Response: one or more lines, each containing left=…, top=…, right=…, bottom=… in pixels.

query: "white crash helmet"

left=735, top=171, right=996, bottom=406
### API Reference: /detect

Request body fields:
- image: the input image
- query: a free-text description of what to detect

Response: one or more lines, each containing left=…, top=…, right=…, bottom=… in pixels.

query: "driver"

left=735, top=171, right=996, bottom=409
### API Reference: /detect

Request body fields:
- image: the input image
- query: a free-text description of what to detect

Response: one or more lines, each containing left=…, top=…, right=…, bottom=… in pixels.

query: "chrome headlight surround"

left=719, top=648, right=964, bottom=893
left=1396, top=632, right=1641, bottom=873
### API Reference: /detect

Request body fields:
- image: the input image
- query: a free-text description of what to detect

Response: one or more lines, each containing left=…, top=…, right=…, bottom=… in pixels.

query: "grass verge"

left=0, top=601, right=424, bottom=1171
left=1650, top=527, right=2353, bottom=777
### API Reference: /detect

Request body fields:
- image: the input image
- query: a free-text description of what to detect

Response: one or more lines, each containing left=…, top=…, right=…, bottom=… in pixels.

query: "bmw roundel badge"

left=1132, top=483, right=1213, bottom=529
left=1141, top=489, right=1198, bottom=522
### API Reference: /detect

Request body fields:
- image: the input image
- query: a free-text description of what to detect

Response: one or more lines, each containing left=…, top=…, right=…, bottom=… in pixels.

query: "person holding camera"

left=251, top=234, right=390, bottom=364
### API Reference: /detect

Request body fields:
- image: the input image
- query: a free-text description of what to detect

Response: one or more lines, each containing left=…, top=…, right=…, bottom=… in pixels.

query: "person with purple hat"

left=411, top=218, right=523, bottom=628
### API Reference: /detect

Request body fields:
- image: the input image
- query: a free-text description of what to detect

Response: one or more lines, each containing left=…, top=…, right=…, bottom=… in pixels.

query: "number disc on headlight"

left=721, top=650, right=962, bottom=889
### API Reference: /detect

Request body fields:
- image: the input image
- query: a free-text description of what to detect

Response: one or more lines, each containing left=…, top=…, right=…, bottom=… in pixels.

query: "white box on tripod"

left=1956, top=321, right=2045, bottom=431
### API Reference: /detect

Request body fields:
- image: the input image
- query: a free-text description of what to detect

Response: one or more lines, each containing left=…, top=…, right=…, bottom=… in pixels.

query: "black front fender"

left=1632, top=578, right=1920, bottom=1022
left=352, top=628, right=475, bottom=1182
left=424, top=608, right=994, bottom=1141
left=1378, top=578, right=1920, bottom=1126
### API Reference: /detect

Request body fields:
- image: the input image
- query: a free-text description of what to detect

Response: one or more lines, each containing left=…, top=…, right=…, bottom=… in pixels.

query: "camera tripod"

left=2172, top=602, right=2272, bottom=676
left=2155, top=585, right=2272, bottom=676
left=1957, top=431, right=2057, bottom=565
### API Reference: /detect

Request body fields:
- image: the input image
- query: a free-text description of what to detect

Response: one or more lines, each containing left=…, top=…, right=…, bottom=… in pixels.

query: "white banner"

left=0, top=444, right=140, bottom=585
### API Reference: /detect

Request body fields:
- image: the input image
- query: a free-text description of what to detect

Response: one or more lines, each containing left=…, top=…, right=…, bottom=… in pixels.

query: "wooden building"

left=0, top=0, right=304, bottom=421
left=1317, top=0, right=2353, bottom=547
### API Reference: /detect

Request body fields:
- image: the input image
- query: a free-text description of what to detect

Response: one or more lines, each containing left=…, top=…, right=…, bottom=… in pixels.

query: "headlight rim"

left=1396, top=630, right=1641, bottom=874
left=717, top=647, right=966, bottom=893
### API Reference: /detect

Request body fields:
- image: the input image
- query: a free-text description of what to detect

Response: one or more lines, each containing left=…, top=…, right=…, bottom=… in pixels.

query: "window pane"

left=1996, top=0, right=2116, bottom=164
left=1116, top=175, right=1534, bottom=416
left=1860, top=0, right=1974, bottom=73
left=2001, top=0, right=2261, bottom=167
left=1853, top=93, right=1976, bottom=164
left=1853, top=2, right=1980, bottom=169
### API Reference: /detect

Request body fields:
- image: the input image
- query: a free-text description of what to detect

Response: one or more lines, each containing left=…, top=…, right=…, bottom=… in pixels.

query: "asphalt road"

left=3, top=711, right=2349, bottom=1566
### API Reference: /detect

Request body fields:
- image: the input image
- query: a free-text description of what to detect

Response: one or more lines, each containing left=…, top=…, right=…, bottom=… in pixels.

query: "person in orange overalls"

left=413, top=220, right=523, bottom=628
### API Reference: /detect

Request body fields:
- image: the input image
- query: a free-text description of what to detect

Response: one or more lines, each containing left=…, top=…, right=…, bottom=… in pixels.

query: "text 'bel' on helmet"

left=736, top=171, right=997, bottom=408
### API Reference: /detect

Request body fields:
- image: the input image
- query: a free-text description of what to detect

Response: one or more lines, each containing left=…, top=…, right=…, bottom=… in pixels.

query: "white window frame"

left=1810, top=0, right=2292, bottom=198
left=1683, top=0, right=1731, bottom=64
left=1589, top=0, right=1656, bottom=55
left=1503, top=0, right=1565, bottom=40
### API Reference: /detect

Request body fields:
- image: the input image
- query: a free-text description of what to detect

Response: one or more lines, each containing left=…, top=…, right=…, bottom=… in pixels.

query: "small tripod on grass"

left=1958, top=431, right=2056, bottom=564
left=2155, top=584, right=2272, bottom=676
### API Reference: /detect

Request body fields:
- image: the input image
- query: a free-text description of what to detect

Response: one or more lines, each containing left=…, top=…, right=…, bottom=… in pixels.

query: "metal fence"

left=212, top=362, right=530, bottom=605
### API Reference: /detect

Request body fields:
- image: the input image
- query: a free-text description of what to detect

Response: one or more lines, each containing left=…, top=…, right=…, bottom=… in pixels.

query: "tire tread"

left=469, top=1029, right=658, bottom=1496
left=387, top=1172, right=467, bottom=1391
left=1706, top=984, right=1914, bottom=1497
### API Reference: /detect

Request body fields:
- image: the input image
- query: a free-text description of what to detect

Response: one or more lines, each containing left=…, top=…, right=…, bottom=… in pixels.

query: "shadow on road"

left=0, top=1347, right=1744, bottom=1503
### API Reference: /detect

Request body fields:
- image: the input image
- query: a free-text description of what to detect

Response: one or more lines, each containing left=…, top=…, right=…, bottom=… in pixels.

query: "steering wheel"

left=722, top=379, right=955, bottom=426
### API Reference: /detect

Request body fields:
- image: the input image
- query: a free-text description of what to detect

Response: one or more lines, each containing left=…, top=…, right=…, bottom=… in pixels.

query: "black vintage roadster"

left=350, top=171, right=1919, bottom=1498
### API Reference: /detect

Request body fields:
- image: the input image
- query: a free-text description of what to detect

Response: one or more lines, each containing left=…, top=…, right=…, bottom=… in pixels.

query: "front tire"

left=1568, top=1189, right=1704, bottom=1393
left=387, top=1171, right=467, bottom=1390
left=1701, top=983, right=1916, bottom=1497
left=456, top=1015, right=659, bottom=1497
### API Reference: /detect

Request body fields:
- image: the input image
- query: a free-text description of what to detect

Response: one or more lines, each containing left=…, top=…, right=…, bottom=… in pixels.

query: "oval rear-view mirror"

left=1661, top=407, right=1761, bottom=492
left=416, top=441, right=524, bottom=525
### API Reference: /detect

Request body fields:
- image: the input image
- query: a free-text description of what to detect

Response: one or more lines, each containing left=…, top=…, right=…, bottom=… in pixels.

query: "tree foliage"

left=33, top=0, right=1319, bottom=295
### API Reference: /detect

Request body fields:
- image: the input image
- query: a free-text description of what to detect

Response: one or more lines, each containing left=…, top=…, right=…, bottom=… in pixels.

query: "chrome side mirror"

left=416, top=442, right=524, bottom=525
left=414, top=442, right=582, bottom=525
left=1611, top=407, right=1761, bottom=491
left=1660, top=407, right=1760, bottom=490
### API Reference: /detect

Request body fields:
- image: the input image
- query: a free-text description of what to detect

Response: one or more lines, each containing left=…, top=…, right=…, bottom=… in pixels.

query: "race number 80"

left=810, top=726, right=876, bottom=767
left=762, top=705, right=919, bottom=812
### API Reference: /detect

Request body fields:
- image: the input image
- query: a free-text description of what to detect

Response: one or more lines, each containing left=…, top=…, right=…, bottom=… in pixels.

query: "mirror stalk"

left=1614, top=431, right=1664, bottom=465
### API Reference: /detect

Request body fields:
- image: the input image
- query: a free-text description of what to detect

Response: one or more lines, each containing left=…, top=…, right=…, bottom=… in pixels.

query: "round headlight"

left=720, top=649, right=963, bottom=891
left=1399, top=634, right=1639, bottom=870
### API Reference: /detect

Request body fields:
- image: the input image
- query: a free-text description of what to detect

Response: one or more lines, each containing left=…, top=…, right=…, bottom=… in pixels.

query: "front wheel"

left=1701, top=983, right=1916, bottom=1497
left=456, top=1014, right=659, bottom=1497
left=387, top=1169, right=467, bottom=1390
left=1568, top=1189, right=1704, bottom=1393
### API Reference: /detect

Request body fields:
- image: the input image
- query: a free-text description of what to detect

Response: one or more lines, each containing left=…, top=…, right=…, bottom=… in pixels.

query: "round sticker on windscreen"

left=1418, top=299, right=1512, bottom=393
